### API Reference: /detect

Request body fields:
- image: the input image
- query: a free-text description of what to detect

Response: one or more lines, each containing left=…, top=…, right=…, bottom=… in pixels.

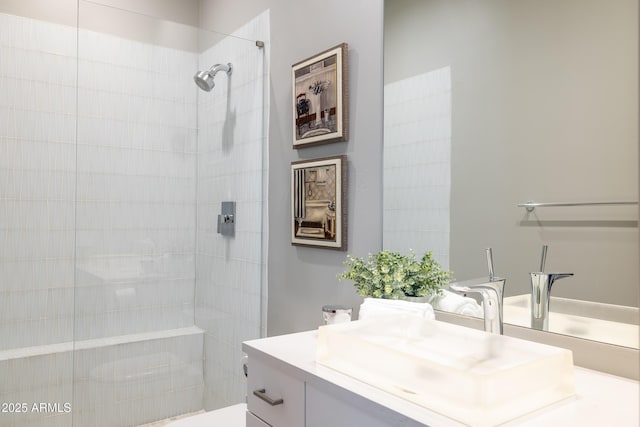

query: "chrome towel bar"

left=518, top=200, right=638, bottom=212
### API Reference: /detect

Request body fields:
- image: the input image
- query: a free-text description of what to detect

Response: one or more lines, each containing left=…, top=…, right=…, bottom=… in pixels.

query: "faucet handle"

left=486, top=247, right=495, bottom=280
left=550, top=273, right=573, bottom=281
left=539, top=245, right=548, bottom=272
left=529, top=272, right=574, bottom=287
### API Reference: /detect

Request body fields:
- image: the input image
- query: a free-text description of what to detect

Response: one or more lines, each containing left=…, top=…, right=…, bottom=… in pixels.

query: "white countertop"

left=243, top=328, right=640, bottom=427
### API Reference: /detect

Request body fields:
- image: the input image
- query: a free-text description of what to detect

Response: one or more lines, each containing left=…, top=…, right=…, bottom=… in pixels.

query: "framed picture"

left=292, top=43, right=348, bottom=148
left=291, top=155, right=347, bottom=250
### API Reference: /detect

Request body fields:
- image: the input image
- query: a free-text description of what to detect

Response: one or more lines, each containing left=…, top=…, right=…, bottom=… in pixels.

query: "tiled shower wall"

left=383, top=67, right=451, bottom=267
left=195, top=11, right=269, bottom=410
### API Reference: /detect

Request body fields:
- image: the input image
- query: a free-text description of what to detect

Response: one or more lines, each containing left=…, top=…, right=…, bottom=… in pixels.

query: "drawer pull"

left=253, top=388, right=284, bottom=406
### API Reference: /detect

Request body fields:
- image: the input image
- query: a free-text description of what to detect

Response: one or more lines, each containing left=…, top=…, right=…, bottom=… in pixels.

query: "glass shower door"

left=73, top=3, right=202, bottom=425
left=0, top=7, right=78, bottom=427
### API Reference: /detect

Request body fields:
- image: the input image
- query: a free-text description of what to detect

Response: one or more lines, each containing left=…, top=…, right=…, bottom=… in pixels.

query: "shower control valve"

left=217, top=201, right=236, bottom=237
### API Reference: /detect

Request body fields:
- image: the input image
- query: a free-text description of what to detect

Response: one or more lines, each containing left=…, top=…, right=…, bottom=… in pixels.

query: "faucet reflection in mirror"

left=529, top=245, right=573, bottom=331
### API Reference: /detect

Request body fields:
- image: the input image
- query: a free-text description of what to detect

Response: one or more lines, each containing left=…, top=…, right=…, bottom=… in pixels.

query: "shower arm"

left=209, top=63, right=232, bottom=76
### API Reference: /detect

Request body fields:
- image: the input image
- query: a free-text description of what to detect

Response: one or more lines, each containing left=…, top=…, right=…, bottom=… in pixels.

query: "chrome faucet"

left=450, top=248, right=506, bottom=334
left=529, top=245, right=573, bottom=331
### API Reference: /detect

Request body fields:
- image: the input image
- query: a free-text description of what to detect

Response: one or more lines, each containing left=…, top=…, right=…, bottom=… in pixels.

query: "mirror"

left=383, top=0, right=638, bottom=348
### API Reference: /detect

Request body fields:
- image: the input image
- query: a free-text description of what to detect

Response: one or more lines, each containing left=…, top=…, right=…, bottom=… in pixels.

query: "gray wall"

left=200, top=0, right=384, bottom=336
left=267, top=1, right=383, bottom=335
left=385, top=0, right=638, bottom=305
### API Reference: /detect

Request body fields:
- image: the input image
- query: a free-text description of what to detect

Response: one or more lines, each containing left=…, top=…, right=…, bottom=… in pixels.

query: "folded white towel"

left=427, top=289, right=484, bottom=318
left=358, top=297, right=435, bottom=321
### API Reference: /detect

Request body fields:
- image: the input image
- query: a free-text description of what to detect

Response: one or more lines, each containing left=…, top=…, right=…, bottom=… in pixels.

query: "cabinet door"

left=306, top=383, right=425, bottom=427
left=247, top=356, right=305, bottom=427
left=247, top=411, right=271, bottom=427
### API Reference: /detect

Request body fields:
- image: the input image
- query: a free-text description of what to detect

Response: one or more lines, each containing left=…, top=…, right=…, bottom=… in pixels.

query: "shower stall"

left=0, top=1, right=269, bottom=426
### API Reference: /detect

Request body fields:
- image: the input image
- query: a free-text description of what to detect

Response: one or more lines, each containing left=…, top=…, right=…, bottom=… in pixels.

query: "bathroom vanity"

left=243, top=325, right=639, bottom=427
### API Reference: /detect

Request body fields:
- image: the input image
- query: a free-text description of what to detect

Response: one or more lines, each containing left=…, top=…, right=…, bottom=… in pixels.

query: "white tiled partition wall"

left=383, top=67, right=451, bottom=267
left=195, top=10, right=269, bottom=410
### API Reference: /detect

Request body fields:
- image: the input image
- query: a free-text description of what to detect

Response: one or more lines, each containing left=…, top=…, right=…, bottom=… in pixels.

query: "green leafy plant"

left=338, top=250, right=452, bottom=299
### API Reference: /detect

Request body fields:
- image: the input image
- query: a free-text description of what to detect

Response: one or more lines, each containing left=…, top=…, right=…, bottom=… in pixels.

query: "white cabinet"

left=305, top=382, right=425, bottom=427
left=246, top=355, right=305, bottom=427
left=246, top=353, right=423, bottom=427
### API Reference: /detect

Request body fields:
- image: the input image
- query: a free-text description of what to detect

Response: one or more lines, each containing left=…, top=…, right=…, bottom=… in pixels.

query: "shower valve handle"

left=217, top=201, right=236, bottom=236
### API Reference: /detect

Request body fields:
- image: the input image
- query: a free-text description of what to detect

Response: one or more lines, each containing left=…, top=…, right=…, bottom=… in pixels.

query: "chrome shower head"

left=193, top=63, right=233, bottom=92
left=194, top=70, right=215, bottom=91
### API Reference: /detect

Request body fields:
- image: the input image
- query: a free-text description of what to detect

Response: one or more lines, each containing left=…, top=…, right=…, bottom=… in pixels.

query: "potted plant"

left=338, top=250, right=452, bottom=300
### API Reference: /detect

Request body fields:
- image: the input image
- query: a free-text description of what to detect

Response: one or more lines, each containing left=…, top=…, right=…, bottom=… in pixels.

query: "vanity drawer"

left=247, top=356, right=305, bottom=427
left=246, top=410, right=271, bottom=427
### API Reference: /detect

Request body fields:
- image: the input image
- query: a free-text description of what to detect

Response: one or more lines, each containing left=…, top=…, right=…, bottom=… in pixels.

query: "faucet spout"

left=529, top=272, right=573, bottom=331
left=450, top=276, right=506, bottom=334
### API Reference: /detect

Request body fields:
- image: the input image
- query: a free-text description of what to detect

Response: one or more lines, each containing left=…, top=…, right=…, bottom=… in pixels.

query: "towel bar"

left=518, top=201, right=638, bottom=213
